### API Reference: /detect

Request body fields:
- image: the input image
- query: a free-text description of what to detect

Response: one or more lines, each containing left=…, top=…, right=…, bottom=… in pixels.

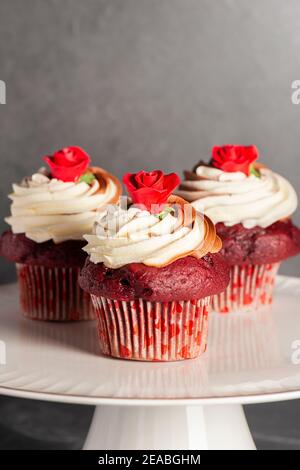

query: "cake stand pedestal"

left=1, top=276, right=300, bottom=450
left=83, top=403, right=255, bottom=450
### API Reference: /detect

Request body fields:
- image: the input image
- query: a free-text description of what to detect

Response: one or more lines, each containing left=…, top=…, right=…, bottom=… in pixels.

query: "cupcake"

left=0, top=146, right=122, bottom=321
left=79, top=170, right=230, bottom=361
left=177, top=145, right=300, bottom=313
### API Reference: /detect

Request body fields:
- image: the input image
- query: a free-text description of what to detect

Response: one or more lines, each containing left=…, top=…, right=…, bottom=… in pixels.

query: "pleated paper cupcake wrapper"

left=212, top=262, right=280, bottom=313
left=91, top=295, right=210, bottom=361
left=16, top=263, right=96, bottom=321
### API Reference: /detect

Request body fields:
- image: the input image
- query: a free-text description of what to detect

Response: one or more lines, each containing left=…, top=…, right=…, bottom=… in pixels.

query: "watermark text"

left=0, top=340, right=6, bottom=365
left=0, top=80, right=6, bottom=104
left=291, top=80, right=300, bottom=104
left=291, top=339, right=300, bottom=365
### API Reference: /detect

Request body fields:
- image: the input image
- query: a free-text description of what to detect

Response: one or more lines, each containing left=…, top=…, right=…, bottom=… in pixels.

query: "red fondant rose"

left=44, top=146, right=91, bottom=182
left=211, top=145, right=258, bottom=175
left=123, top=170, right=180, bottom=213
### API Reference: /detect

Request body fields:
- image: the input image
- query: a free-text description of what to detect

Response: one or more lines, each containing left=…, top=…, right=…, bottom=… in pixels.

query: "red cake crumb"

left=79, top=252, right=230, bottom=302
left=0, top=230, right=87, bottom=268
left=216, top=220, right=300, bottom=266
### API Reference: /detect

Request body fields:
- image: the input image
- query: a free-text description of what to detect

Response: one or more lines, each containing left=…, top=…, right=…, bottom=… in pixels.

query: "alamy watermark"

left=291, top=339, right=300, bottom=365
left=0, top=80, right=6, bottom=104
left=95, top=195, right=200, bottom=238
left=0, top=340, right=6, bottom=365
left=291, top=80, right=300, bottom=104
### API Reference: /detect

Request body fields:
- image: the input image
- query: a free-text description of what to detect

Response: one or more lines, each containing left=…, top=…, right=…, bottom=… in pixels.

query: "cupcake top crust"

left=176, top=145, right=298, bottom=229
left=79, top=170, right=230, bottom=301
left=4, top=146, right=122, bottom=244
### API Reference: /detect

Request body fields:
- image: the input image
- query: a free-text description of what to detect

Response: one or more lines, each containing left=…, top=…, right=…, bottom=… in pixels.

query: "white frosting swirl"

left=177, top=166, right=298, bottom=228
left=5, top=172, right=120, bottom=243
left=83, top=205, right=207, bottom=268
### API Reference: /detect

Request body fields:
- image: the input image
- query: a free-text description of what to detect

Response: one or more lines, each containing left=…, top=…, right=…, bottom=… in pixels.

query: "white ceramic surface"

left=83, top=404, right=256, bottom=450
left=0, top=276, right=300, bottom=405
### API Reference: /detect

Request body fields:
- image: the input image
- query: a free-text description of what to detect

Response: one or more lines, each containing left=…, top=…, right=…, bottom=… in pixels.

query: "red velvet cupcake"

left=79, top=170, right=230, bottom=361
left=177, top=145, right=300, bottom=313
left=1, top=146, right=121, bottom=321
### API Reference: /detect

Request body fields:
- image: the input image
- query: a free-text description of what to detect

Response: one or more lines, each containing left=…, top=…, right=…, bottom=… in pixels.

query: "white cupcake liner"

left=91, top=296, right=210, bottom=361
left=16, top=263, right=96, bottom=321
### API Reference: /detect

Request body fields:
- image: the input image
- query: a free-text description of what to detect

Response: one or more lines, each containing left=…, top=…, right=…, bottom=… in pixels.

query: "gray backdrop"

left=1, top=0, right=300, bottom=283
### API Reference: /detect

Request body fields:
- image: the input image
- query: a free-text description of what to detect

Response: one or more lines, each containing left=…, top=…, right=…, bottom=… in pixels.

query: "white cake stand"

left=1, top=276, right=300, bottom=450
